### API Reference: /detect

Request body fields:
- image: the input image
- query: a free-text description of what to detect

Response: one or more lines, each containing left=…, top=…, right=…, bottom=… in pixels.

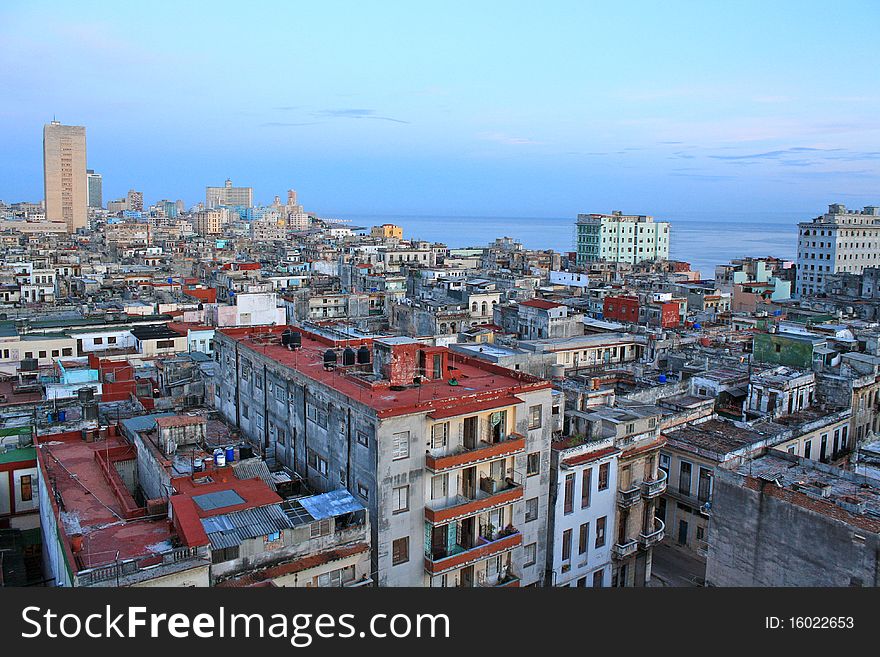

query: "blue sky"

left=1, top=1, right=879, bottom=217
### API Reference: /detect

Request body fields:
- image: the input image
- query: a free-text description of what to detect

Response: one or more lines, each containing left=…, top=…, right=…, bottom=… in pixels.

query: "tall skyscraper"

left=206, top=178, right=253, bottom=209
left=87, top=169, right=103, bottom=208
left=43, top=121, right=87, bottom=232
left=576, top=211, right=670, bottom=266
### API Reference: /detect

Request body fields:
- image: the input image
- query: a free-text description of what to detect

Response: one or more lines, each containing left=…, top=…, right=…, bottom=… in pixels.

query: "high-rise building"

left=86, top=169, right=102, bottom=208
left=126, top=189, right=143, bottom=212
left=576, top=211, right=670, bottom=266
left=43, top=120, right=87, bottom=232
left=795, top=203, right=880, bottom=297
left=206, top=179, right=253, bottom=209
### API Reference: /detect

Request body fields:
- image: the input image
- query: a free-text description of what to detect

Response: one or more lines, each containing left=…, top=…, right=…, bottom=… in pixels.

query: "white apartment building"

left=576, top=211, right=670, bottom=266
left=206, top=179, right=253, bottom=209
left=796, top=204, right=880, bottom=297
left=547, top=435, right=618, bottom=587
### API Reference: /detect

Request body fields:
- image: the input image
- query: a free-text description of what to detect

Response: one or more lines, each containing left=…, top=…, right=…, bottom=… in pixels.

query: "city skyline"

left=2, top=1, right=880, bottom=216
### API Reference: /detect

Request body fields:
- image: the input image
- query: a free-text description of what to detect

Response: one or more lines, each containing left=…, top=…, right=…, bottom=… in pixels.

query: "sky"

left=1, top=1, right=879, bottom=218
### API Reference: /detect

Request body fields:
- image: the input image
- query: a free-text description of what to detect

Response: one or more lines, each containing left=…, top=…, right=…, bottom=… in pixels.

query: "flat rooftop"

left=664, top=419, right=780, bottom=459
left=39, top=434, right=174, bottom=569
left=217, top=326, right=550, bottom=419
left=730, top=451, right=880, bottom=531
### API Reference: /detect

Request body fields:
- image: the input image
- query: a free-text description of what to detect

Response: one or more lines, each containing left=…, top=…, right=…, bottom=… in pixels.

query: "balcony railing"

left=638, top=518, right=665, bottom=548
left=640, top=468, right=667, bottom=498
left=426, top=433, right=526, bottom=473
left=425, top=474, right=523, bottom=524
left=424, top=530, right=522, bottom=575
left=617, top=486, right=641, bottom=508
left=612, top=540, right=638, bottom=560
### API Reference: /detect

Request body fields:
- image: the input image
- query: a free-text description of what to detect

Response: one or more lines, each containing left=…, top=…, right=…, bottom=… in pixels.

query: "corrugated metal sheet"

left=298, top=489, right=364, bottom=520
left=202, top=504, right=294, bottom=549
left=232, top=459, right=278, bottom=491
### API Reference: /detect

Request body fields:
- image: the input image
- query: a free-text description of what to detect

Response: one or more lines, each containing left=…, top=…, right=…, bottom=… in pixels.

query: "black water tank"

left=239, top=443, right=254, bottom=460
left=342, top=347, right=356, bottom=366
left=281, top=328, right=293, bottom=346
left=357, top=345, right=371, bottom=364
left=323, top=349, right=337, bottom=367
left=291, top=331, right=302, bottom=349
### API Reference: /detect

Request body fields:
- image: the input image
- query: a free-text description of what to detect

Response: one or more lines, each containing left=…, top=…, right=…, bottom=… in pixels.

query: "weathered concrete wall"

left=706, top=469, right=880, bottom=586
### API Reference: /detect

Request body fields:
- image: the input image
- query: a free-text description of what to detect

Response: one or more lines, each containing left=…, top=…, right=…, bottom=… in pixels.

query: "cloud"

left=709, top=147, right=842, bottom=161
left=260, top=121, right=320, bottom=127
left=477, top=132, right=544, bottom=145
left=314, top=109, right=409, bottom=124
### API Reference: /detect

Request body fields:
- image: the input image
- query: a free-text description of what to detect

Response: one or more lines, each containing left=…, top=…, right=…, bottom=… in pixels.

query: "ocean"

left=338, top=212, right=803, bottom=279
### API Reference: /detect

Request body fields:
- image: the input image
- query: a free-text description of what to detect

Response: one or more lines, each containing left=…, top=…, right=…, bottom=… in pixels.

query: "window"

left=581, top=468, right=592, bottom=508
left=241, top=403, right=249, bottom=419
left=156, top=339, right=175, bottom=349
left=561, top=529, right=572, bottom=561
left=525, top=497, right=538, bottom=522
left=39, top=351, right=47, bottom=358
left=524, top=543, right=537, bottom=567
left=392, top=431, right=409, bottom=460
left=431, top=422, right=448, bottom=449
left=357, top=430, right=369, bottom=447
left=20, top=475, right=33, bottom=501
left=804, top=440, right=812, bottom=459
left=51, top=350, right=59, bottom=357
left=598, top=463, right=609, bottom=490
left=679, top=461, right=692, bottom=497
left=563, top=473, right=574, bottom=514
left=211, top=545, right=240, bottom=563
left=357, top=483, right=369, bottom=500
left=579, top=523, right=589, bottom=556
left=526, top=452, right=540, bottom=476
left=528, top=405, right=542, bottom=429
left=431, top=473, right=448, bottom=499
left=94, top=337, right=103, bottom=345
left=593, top=569, right=604, bottom=588
left=595, top=516, right=607, bottom=547
left=684, top=457, right=706, bottom=495
left=310, top=519, right=331, bottom=538
left=392, top=485, right=409, bottom=514
left=659, top=453, right=670, bottom=473
left=392, top=537, right=409, bottom=565
left=107, top=336, right=117, bottom=344
left=24, top=352, right=32, bottom=359
left=62, top=348, right=72, bottom=356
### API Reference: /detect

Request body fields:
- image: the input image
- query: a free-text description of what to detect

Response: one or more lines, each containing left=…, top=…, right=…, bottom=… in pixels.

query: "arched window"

left=481, top=301, right=488, bottom=315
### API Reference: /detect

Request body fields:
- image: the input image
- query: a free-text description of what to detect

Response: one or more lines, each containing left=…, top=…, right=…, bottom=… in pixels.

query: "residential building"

left=796, top=203, right=880, bottom=297
left=547, top=433, right=618, bottom=587
left=206, top=179, right=253, bottom=209
left=213, top=327, right=555, bottom=587
left=576, top=211, right=670, bottom=266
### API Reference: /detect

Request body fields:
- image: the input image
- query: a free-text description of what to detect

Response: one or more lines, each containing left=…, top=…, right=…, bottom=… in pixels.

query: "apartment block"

left=43, top=121, right=87, bottom=232
left=213, top=327, right=555, bottom=586
left=576, top=211, right=670, bottom=266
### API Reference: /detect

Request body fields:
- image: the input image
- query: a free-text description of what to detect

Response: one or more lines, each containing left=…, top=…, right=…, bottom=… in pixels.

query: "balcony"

left=424, top=530, right=522, bottom=575
left=640, top=468, right=667, bottom=498
left=617, top=486, right=641, bottom=508
left=612, top=540, right=638, bottom=560
left=426, top=433, right=526, bottom=473
left=425, top=474, right=523, bottom=524
left=638, top=518, right=665, bottom=548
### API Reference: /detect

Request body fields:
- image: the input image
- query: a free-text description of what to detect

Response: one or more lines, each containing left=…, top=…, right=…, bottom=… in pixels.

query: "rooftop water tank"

left=658, top=374, right=667, bottom=383
left=323, top=349, right=337, bottom=368
left=342, top=347, right=356, bottom=366
left=357, top=345, right=371, bottom=364
left=281, top=328, right=293, bottom=346
left=290, top=331, right=302, bottom=350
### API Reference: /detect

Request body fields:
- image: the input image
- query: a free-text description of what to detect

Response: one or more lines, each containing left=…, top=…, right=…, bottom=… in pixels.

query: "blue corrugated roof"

left=298, top=489, right=364, bottom=520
